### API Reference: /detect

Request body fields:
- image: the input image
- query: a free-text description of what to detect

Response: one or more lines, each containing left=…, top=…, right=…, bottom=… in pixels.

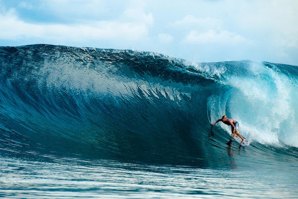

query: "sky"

left=0, top=0, right=298, bottom=65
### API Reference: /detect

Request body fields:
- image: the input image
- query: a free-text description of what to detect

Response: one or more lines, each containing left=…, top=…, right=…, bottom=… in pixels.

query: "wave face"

left=0, top=44, right=297, bottom=166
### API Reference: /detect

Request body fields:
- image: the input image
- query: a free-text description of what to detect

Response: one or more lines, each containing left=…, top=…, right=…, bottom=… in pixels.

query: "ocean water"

left=0, top=44, right=297, bottom=198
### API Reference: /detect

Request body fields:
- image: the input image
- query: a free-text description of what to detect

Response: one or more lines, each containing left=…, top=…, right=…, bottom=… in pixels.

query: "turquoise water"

left=1, top=154, right=297, bottom=198
left=1, top=45, right=298, bottom=198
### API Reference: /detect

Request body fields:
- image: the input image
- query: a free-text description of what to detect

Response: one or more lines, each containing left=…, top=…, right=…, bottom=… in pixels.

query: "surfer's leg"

left=235, top=122, right=245, bottom=143
left=236, top=131, right=245, bottom=142
left=227, top=131, right=235, bottom=146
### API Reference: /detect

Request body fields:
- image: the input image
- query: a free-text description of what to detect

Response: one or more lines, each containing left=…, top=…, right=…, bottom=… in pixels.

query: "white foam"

left=209, top=62, right=298, bottom=147
left=194, top=63, right=226, bottom=78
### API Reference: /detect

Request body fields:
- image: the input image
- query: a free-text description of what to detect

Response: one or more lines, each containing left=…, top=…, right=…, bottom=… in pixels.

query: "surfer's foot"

left=226, top=140, right=232, bottom=146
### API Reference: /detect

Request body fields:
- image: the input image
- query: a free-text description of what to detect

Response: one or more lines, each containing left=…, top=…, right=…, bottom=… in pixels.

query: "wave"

left=0, top=44, right=297, bottom=166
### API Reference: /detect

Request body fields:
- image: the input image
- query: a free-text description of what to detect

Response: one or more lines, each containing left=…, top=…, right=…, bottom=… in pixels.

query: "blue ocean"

left=0, top=44, right=297, bottom=198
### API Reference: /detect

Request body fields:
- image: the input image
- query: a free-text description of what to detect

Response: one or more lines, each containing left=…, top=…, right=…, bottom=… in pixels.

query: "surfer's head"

left=222, top=115, right=226, bottom=119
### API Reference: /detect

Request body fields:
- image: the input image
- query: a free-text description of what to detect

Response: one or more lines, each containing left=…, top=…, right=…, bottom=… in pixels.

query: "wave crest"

left=0, top=45, right=297, bottom=166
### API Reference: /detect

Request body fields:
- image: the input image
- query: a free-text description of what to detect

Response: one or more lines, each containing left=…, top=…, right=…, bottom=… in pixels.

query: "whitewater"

left=0, top=44, right=297, bottom=198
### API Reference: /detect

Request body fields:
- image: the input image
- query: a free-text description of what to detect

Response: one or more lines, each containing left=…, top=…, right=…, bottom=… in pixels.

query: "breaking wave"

left=0, top=44, right=297, bottom=166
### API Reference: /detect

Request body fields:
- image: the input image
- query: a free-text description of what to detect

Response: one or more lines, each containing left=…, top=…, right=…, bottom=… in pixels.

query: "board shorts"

left=234, top=121, right=239, bottom=130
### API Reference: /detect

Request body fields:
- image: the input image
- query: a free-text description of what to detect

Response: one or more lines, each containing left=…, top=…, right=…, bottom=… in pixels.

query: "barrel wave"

left=0, top=44, right=297, bottom=167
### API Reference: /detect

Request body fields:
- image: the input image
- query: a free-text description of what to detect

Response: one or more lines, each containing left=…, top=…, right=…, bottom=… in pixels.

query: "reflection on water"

left=0, top=154, right=297, bottom=198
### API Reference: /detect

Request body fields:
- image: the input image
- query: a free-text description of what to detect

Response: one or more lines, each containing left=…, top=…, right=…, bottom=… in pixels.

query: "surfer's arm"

left=212, top=119, right=222, bottom=126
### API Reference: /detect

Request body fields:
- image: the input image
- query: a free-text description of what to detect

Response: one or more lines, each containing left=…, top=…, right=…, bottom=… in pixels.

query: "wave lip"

left=0, top=44, right=297, bottom=166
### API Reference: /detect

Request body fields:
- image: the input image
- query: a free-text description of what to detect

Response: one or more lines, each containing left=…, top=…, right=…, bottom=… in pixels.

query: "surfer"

left=211, top=115, right=245, bottom=146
